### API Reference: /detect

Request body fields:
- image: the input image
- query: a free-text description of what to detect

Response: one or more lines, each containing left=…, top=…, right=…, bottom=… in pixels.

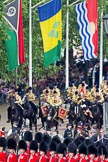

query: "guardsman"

left=38, top=141, right=48, bottom=162
left=23, top=131, right=33, bottom=155
left=95, top=89, right=104, bottom=104
left=28, top=140, right=39, bottom=162
left=78, top=81, right=87, bottom=95
left=50, top=91, right=62, bottom=107
left=66, top=142, right=77, bottom=162
left=52, top=83, right=60, bottom=97
left=26, top=87, right=35, bottom=102
left=48, top=140, right=58, bottom=162
left=97, top=144, right=108, bottom=162
left=72, top=91, right=79, bottom=104
left=7, top=138, right=17, bottom=162
left=87, top=144, right=98, bottom=162
left=43, top=84, right=50, bottom=96
left=67, top=83, right=77, bottom=98
left=77, top=143, right=88, bottom=162
left=0, top=137, right=7, bottom=162
left=91, top=85, right=97, bottom=98
left=14, top=89, right=22, bottom=105
left=84, top=86, right=91, bottom=101
left=18, top=140, right=29, bottom=162
left=56, top=143, right=67, bottom=162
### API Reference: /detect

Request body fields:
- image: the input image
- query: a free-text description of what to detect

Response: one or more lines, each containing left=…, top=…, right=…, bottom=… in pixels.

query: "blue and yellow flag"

left=38, top=0, right=62, bottom=67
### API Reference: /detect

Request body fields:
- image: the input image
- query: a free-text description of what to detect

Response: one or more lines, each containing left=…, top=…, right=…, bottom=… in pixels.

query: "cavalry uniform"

left=95, top=91, right=104, bottom=103
left=67, top=85, right=76, bottom=98
left=14, top=92, right=22, bottom=104
left=72, top=92, right=79, bottom=104
left=52, top=87, right=60, bottom=97
left=26, top=92, right=35, bottom=101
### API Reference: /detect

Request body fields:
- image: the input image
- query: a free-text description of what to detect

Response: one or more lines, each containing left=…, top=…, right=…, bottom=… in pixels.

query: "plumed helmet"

left=49, top=141, right=57, bottom=152
left=56, top=143, right=66, bottom=155
left=68, top=142, right=77, bottom=154
left=18, top=140, right=27, bottom=150
left=7, top=138, right=16, bottom=150
left=78, top=143, right=87, bottom=155
left=39, top=141, right=48, bottom=153
left=0, top=137, right=6, bottom=149
left=30, top=140, right=38, bottom=152
left=52, top=136, right=61, bottom=144
left=24, top=131, right=32, bottom=142
left=88, top=144, right=97, bottom=156
left=63, top=137, right=73, bottom=147
left=98, top=144, right=108, bottom=157
left=35, top=132, right=43, bottom=143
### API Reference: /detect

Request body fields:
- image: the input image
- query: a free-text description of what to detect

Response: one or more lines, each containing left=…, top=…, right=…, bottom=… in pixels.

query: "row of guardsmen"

left=0, top=130, right=108, bottom=162
left=67, top=81, right=105, bottom=105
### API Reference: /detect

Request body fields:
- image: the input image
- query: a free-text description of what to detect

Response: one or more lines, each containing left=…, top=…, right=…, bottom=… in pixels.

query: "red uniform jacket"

left=18, top=152, right=28, bottom=162
left=28, top=153, right=39, bottom=162
left=0, top=152, right=7, bottom=162
left=49, top=156, right=58, bottom=162
left=66, top=157, right=77, bottom=162
left=7, top=153, right=17, bottom=162
left=58, top=157, right=67, bottom=162
left=38, top=155, right=48, bottom=162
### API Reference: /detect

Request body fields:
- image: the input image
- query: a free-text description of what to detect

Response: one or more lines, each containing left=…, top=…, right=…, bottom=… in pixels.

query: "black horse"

left=8, top=97, right=23, bottom=129
left=22, top=96, right=38, bottom=130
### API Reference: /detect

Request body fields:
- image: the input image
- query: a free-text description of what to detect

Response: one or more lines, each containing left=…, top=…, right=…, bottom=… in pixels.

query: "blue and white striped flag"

left=75, top=1, right=98, bottom=60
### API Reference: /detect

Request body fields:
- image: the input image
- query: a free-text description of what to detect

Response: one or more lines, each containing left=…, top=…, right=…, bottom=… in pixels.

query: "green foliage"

left=0, top=0, right=108, bottom=82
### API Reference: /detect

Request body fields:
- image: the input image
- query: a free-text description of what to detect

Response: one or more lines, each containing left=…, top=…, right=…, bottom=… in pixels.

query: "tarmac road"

left=0, top=103, right=68, bottom=137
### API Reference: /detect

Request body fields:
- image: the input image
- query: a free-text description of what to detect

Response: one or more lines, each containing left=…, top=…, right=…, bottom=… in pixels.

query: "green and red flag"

left=4, top=0, right=25, bottom=71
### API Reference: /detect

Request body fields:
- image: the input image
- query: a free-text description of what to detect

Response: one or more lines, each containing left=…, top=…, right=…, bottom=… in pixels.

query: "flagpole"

left=65, top=0, right=81, bottom=89
left=29, top=0, right=32, bottom=87
left=99, top=11, right=103, bottom=87
left=29, top=0, right=46, bottom=88
left=66, top=0, right=69, bottom=89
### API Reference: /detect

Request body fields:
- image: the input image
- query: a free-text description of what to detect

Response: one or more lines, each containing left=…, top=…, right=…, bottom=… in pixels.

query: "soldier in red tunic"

left=56, top=143, right=67, bottom=162
left=23, top=131, right=33, bottom=155
left=38, top=141, right=48, bottom=162
left=0, top=137, right=7, bottom=162
left=7, top=138, right=17, bottom=162
left=28, top=140, right=39, bottom=162
left=77, top=143, right=88, bottom=162
left=97, top=144, right=108, bottom=162
left=18, top=140, right=29, bottom=162
left=48, top=140, right=58, bottom=162
left=87, top=144, right=98, bottom=162
left=66, top=142, right=77, bottom=162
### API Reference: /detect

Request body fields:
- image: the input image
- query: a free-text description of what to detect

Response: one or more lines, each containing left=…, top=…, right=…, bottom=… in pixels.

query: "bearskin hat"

left=88, top=144, right=97, bottom=156
left=68, top=142, right=77, bottom=154
left=49, top=141, right=57, bottom=152
left=63, top=137, right=73, bottom=147
left=56, top=143, right=66, bottom=155
left=35, top=132, right=43, bottom=143
left=78, top=143, right=87, bottom=155
left=18, top=140, right=27, bottom=150
left=42, top=134, right=51, bottom=145
left=39, top=141, right=48, bottom=153
left=7, top=138, right=16, bottom=150
left=52, top=136, right=61, bottom=144
left=24, top=131, right=32, bottom=142
left=0, top=137, right=6, bottom=149
left=98, top=144, right=108, bottom=157
left=84, top=139, right=92, bottom=146
left=30, top=140, right=38, bottom=152
left=74, top=138, right=82, bottom=148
